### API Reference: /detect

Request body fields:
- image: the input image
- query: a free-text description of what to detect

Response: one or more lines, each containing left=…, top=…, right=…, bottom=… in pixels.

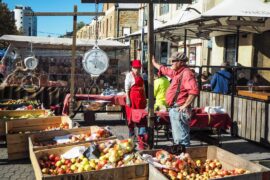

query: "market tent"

left=201, top=0, right=270, bottom=64
left=201, top=0, right=270, bottom=33
left=0, top=35, right=129, bottom=50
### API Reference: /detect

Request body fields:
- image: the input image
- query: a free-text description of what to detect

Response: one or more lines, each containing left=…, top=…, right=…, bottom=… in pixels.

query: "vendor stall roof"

left=0, top=35, right=129, bottom=50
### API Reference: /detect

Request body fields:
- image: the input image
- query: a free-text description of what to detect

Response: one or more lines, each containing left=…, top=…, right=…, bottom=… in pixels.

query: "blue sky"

left=4, top=0, right=102, bottom=37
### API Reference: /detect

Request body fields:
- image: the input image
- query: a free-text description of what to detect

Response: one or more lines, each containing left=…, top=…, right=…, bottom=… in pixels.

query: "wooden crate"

left=30, top=141, right=149, bottom=180
left=0, top=109, right=46, bottom=136
left=6, top=116, right=72, bottom=160
left=143, top=146, right=270, bottom=180
left=28, top=126, right=116, bottom=152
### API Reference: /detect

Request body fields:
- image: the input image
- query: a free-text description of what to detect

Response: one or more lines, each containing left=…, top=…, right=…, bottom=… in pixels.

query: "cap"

left=169, top=52, right=188, bottom=62
left=131, top=60, right=142, bottom=68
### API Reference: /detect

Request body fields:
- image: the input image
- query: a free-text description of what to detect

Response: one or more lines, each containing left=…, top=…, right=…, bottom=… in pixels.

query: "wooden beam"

left=69, top=5, right=78, bottom=117
left=24, top=12, right=105, bottom=16
left=147, top=3, right=154, bottom=149
left=82, top=0, right=192, bottom=3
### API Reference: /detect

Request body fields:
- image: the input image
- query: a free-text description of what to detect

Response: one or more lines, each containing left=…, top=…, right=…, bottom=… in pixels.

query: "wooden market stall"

left=0, top=35, right=130, bottom=110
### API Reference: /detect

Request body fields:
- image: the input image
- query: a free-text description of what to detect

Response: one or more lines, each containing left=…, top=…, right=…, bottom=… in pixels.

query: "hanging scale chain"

left=95, top=1, right=99, bottom=48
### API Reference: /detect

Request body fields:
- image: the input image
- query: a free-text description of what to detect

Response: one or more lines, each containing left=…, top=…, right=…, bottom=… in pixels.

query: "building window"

left=110, top=16, right=112, bottom=32
left=123, top=27, right=131, bottom=36
left=160, top=4, right=169, bottom=15
left=225, top=35, right=236, bottom=65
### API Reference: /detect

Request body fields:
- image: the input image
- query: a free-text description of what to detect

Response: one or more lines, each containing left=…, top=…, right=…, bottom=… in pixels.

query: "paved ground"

left=0, top=113, right=270, bottom=179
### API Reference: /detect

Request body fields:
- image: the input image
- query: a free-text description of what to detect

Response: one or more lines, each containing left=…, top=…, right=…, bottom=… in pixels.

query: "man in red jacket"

left=152, top=52, right=199, bottom=149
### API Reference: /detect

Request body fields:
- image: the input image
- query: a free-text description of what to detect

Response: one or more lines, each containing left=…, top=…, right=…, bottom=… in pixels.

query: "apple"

left=66, top=168, right=72, bottom=174
left=67, top=162, right=72, bottom=168
left=42, top=155, right=49, bottom=161
left=61, top=165, right=67, bottom=170
left=64, top=159, right=71, bottom=165
left=70, top=164, right=77, bottom=171
left=71, top=158, right=76, bottom=164
left=57, top=168, right=65, bottom=175
left=49, top=154, right=56, bottom=161
left=54, top=156, right=60, bottom=162
left=61, top=158, right=65, bottom=164
left=84, top=164, right=91, bottom=171
left=77, top=167, right=84, bottom=173
left=41, top=168, right=49, bottom=174
left=55, top=160, right=62, bottom=167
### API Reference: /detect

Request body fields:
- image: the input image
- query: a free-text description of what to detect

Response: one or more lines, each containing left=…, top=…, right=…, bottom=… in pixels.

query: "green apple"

left=61, top=158, right=65, bottom=164
left=77, top=167, right=84, bottom=173
left=61, top=165, right=67, bottom=170
left=71, top=158, right=76, bottom=164
left=70, top=164, right=77, bottom=171
left=83, top=164, right=91, bottom=171
left=55, top=160, right=62, bottom=167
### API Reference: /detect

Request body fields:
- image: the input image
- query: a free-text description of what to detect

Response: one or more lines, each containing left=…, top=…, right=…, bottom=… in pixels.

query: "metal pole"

left=147, top=2, right=154, bottom=149
left=141, top=5, right=145, bottom=64
left=184, top=29, right=187, bottom=54
left=69, top=5, right=77, bottom=117
left=235, top=17, right=240, bottom=65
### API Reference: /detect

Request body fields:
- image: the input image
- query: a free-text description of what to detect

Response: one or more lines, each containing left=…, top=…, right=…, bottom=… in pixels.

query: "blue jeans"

left=169, top=107, right=191, bottom=146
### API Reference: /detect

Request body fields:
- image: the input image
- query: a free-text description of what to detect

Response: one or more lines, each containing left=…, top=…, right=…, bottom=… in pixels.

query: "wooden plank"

left=261, top=103, right=266, bottom=141
left=219, top=94, right=224, bottom=109
left=241, top=99, right=247, bottom=138
left=29, top=126, right=116, bottom=152
left=209, top=92, right=213, bottom=106
left=246, top=100, right=252, bottom=140
left=238, top=90, right=270, bottom=101
left=268, top=103, right=270, bottom=143
left=227, top=95, right=232, bottom=117
left=251, top=101, right=257, bottom=141
left=8, top=152, right=28, bottom=160
left=238, top=98, right=243, bottom=137
left=233, top=97, right=238, bottom=123
left=256, top=102, right=262, bottom=143
left=7, top=142, right=28, bottom=153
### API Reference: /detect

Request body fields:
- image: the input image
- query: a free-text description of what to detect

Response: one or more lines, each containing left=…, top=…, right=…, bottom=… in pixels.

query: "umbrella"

left=201, top=0, right=270, bottom=64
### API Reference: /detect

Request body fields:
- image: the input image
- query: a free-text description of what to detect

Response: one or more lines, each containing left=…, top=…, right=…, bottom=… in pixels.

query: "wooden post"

left=147, top=2, right=154, bottom=149
left=69, top=5, right=78, bottom=117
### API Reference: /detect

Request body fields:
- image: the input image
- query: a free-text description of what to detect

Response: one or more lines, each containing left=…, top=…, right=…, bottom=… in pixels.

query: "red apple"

left=67, top=163, right=72, bottom=168
left=49, top=154, right=56, bottom=161
left=54, top=156, right=60, bottom=162
left=57, top=168, right=65, bottom=175
left=64, top=159, right=71, bottom=165
left=66, top=168, right=72, bottom=174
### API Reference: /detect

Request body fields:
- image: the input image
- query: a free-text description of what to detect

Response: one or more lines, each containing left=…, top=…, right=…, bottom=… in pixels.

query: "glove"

left=126, top=96, right=131, bottom=107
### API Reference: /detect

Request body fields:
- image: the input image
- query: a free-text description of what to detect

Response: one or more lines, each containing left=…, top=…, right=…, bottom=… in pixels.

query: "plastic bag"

left=83, top=143, right=101, bottom=159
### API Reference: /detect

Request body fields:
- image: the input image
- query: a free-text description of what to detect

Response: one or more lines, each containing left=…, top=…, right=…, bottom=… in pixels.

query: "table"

left=125, top=106, right=232, bottom=146
left=62, top=94, right=126, bottom=116
left=238, top=90, right=270, bottom=101
left=125, top=107, right=232, bottom=129
left=236, top=86, right=270, bottom=91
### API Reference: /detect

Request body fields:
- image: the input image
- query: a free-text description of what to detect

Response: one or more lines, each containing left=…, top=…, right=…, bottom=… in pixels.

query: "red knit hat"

left=131, top=60, right=142, bottom=68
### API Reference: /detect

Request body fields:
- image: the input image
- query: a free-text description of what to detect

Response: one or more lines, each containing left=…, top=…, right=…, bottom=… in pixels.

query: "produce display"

left=149, top=150, right=250, bottom=180
left=8, top=122, right=70, bottom=134
left=0, top=99, right=39, bottom=106
left=38, top=139, right=144, bottom=176
left=33, top=128, right=113, bottom=147
left=1, top=111, right=51, bottom=120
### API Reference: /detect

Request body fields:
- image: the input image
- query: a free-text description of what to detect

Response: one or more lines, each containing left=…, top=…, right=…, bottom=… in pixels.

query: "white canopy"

left=0, top=35, right=128, bottom=50
left=203, top=0, right=270, bottom=17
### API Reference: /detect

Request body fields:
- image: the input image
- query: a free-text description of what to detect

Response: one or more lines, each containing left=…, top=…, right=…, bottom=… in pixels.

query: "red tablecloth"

left=125, top=107, right=232, bottom=129
left=62, top=94, right=126, bottom=115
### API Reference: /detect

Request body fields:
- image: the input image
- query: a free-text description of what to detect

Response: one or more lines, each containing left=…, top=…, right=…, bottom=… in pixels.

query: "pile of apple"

left=44, top=122, right=69, bottom=131
left=154, top=150, right=249, bottom=180
left=34, top=128, right=112, bottom=147
left=39, top=139, right=144, bottom=176
left=8, top=122, right=70, bottom=134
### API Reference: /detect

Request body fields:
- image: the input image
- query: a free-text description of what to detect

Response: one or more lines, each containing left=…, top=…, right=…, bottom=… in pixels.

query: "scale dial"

left=24, top=56, right=39, bottom=70
left=82, top=48, right=109, bottom=76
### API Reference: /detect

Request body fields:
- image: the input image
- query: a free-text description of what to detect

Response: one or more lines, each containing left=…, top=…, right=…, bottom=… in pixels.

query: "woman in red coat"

left=125, top=60, right=147, bottom=150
